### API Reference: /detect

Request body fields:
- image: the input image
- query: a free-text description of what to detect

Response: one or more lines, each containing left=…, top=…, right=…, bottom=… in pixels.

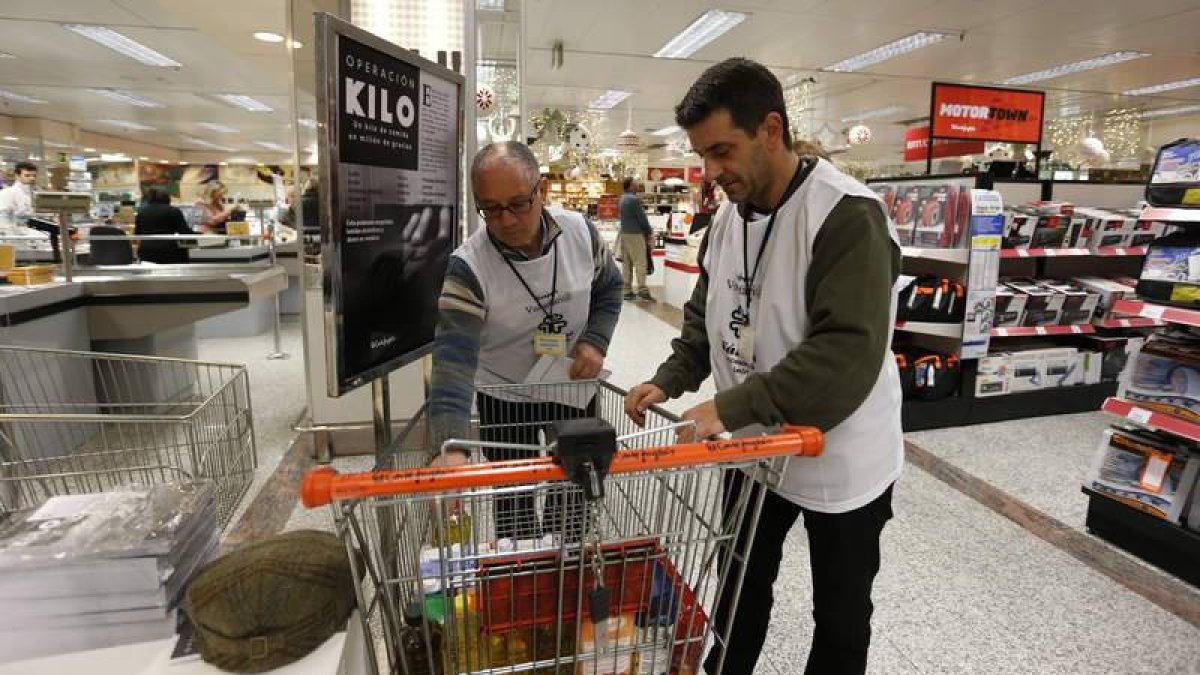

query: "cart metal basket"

left=0, top=345, right=258, bottom=526
left=301, top=380, right=823, bottom=675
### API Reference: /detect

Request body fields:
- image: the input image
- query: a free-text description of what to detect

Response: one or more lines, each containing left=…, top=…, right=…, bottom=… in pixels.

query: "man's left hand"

left=679, top=400, right=726, bottom=441
left=569, top=341, right=604, bottom=380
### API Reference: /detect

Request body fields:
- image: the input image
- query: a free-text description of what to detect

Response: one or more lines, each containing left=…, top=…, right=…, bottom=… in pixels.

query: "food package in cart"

left=576, top=613, right=638, bottom=675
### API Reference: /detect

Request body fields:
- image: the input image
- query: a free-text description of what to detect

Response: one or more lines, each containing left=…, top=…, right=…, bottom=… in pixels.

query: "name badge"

left=534, top=331, right=568, bottom=357
left=738, top=325, right=755, bottom=362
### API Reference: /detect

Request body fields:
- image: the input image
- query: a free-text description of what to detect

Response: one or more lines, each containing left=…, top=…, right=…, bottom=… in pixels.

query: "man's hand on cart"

left=679, top=399, right=726, bottom=441
left=624, top=383, right=667, bottom=427
left=428, top=447, right=472, bottom=513
left=569, top=341, right=605, bottom=380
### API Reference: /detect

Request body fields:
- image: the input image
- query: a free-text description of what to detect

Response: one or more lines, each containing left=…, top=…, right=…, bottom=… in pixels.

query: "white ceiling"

left=0, top=0, right=1196, bottom=167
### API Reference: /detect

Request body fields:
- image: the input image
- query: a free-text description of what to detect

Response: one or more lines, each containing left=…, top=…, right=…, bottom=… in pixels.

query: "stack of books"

left=0, top=482, right=219, bottom=663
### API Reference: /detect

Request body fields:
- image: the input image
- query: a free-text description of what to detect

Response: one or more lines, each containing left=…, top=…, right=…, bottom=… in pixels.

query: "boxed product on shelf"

left=1088, top=426, right=1200, bottom=522
left=1043, top=347, right=1083, bottom=387
left=894, top=348, right=960, bottom=401
left=890, top=188, right=919, bottom=246
left=1039, top=280, right=1100, bottom=325
left=1137, top=232, right=1200, bottom=308
left=975, top=354, right=1010, bottom=397
left=1073, top=277, right=1137, bottom=321
left=1008, top=350, right=1045, bottom=392
left=993, top=285, right=1027, bottom=327
left=1005, top=279, right=1065, bottom=326
left=896, top=276, right=965, bottom=323
left=1188, top=479, right=1200, bottom=532
left=1030, top=214, right=1070, bottom=248
left=1080, top=350, right=1103, bottom=385
left=1083, top=208, right=1134, bottom=249
left=1003, top=346, right=1084, bottom=392
left=1002, top=208, right=1037, bottom=249
left=1128, top=219, right=1167, bottom=247
left=1079, top=335, right=1145, bottom=381
left=1123, top=332, right=1200, bottom=422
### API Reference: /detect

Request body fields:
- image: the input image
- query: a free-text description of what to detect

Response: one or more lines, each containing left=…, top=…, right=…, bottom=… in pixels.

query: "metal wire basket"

left=0, top=345, right=258, bottom=526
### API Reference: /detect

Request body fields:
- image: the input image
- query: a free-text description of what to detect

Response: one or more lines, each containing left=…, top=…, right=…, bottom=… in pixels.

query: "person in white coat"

left=625, top=58, right=903, bottom=675
left=0, top=161, right=37, bottom=237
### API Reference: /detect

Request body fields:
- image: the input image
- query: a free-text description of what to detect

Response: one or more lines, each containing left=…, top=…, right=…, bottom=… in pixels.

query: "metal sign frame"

left=926, top=82, right=1047, bottom=176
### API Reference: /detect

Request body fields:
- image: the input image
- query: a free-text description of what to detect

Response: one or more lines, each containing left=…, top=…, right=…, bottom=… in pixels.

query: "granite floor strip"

left=905, top=439, right=1200, bottom=628
left=222, top=433, right=315, bottom=552
left=633, top=295, right=684, bottom=328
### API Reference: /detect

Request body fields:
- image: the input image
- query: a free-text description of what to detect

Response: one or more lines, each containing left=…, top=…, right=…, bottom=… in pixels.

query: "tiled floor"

left=207, top=298, right=1200, bottom=674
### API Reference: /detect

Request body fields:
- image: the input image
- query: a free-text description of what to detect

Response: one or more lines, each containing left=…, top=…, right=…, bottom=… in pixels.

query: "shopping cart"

left=301, top=380, right=823, bottom=675
left=0, top=345, right=258, bottom=526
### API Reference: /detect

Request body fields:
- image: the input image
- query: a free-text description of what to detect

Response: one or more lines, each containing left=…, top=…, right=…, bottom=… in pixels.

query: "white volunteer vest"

left=705, top=159, right=904, bottom=513
left=455, top=209, right=595, bottom=398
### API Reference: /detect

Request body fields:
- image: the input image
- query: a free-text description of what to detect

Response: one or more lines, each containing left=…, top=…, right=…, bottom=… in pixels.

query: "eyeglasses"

left=476, top=180, right=541, bottom=221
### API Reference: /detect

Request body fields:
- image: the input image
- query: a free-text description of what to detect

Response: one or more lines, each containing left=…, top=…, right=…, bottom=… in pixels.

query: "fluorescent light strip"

left=297, top=118, right=318, bottom=129
left=825, top=31, right=952, bottom=73
left=216, top=94, right=273, bottom=112
left=651, top=125, right=681, bottom=136
left=841, top=105, right=906, bottom=122
left=254, top=141, right=290, bottom=152
left=0, top=52, right=15, bottom=59
left=1124, top=77, right=1200, bottom=96
left=88, top=88, right=165, bottom=108
left=654, top=10, right=747, bottom=59
left=0, top=89, right=46, bottom=104
left=198, top=122, right=238, bottom=133
left=1139, top=104, right=1200, bottom=119
left=63, top=24, right=180, bottom=67
left=100, top=119, right=155, bottom=131
left=43, top=141, right=71, bottom=148
left=0, top=144, right=19, bottom=150
left=587, top=90, right=633, bottom=109
left=182, top=136, right=234, bottom=151
left=1002, top=51, right=1149, bottom=85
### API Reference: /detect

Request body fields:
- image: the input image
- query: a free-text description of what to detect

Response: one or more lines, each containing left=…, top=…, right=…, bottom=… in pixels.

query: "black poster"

left=319, top=16, right=462, bottom=396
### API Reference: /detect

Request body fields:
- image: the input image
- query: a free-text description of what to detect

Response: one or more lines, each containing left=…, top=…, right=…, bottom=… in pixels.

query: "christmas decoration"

left=847, top=124, right=872, bottom=145
left=1101, top=108, right=1142, bottom=165
left=475, top=85, right=496, bottom=115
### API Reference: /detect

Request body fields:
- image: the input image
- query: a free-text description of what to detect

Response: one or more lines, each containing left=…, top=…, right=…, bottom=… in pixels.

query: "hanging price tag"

left=1138, top=451, right=1172, bottom=493
left=1142, top=305, right=1166, bottom=320
left=1127, top=407, right=1153, bottom=425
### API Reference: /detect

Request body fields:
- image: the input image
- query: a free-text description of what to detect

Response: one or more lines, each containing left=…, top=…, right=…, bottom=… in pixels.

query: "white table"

left=0, top=612, right=368, bottom=675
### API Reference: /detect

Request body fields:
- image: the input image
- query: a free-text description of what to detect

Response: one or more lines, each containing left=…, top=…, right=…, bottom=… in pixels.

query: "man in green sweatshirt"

left=624, top=58, right=903, bottom=675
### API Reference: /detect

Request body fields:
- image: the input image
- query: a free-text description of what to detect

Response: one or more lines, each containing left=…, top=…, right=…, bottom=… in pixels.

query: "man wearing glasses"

left=427, top=142, right=623, bottom=540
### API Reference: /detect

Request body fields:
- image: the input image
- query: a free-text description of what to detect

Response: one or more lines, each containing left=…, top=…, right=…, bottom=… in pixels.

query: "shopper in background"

left=428, top=141, right=623, bottom=539
left=618, top=176, right=653, bottom=301
left=194, top=181, right=230, bottom=234
left=624, top=57, right=903, bottom=675
left=0, top=161, right=37, bottom=237
left=135, top=187, right=195, bottom=264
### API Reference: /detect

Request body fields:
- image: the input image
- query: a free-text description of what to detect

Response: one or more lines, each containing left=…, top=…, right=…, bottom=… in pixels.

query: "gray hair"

left=471, top=142, right=540, bottom=190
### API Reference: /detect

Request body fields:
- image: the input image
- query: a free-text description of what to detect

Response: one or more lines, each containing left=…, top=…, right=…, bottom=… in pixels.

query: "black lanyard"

left=499, top=238, right=560, bottom=323
left=739, top=158, right=813, bottom=316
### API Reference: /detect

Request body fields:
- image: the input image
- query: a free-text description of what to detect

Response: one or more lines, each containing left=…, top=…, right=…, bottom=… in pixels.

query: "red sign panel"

left=930, top=83, right=1045, bottom=144
left=597, top=194, right=619, bottom=220
left=903, top=126, right=986, bottom=162
left=686, top=167, right=704, bottom=184
left=648, top=167, right=686, bottom=181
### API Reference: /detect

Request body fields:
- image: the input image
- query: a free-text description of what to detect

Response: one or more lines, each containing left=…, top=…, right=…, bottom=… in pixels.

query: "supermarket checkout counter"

left=0, top=266, right=286, bottom=359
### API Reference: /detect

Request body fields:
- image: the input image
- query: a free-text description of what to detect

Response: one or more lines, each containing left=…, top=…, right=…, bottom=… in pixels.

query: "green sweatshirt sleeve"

left=713, top=196, right=900, bottom=432
left=648, top=232, right=713, bottom=398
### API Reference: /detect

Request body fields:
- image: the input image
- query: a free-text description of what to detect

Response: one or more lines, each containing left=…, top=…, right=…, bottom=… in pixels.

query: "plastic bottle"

left=434, top=510, right=472, bottom=547
left=400, top=602, right=444, bottom=675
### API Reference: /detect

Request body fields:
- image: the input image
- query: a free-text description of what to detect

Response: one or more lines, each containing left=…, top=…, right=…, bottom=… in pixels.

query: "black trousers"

left=704, top=471, right=894, bottom=675
left=476, top=392, right=594, bottom=541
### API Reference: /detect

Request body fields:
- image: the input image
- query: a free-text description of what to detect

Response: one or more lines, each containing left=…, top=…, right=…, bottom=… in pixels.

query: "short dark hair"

left=675, top=58, right=792, bottom=147
left=14, top=161, right=37, bottom=175
left=143, top=187, right=170, bottom=205
left=622, top=177, right=635, bottom=192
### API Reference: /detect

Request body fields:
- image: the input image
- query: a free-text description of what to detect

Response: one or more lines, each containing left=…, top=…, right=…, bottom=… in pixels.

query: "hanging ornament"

left=847, top=124, right=872, bottom=145
left=616, top=102, right=642, bottom=153
left=567, top=124, right=592, bottom=157
left=476, top=85, right=496, bottom=115
left=487, top=114, right=519, bottom=142
left=986, top=142, right=1014, bottom=160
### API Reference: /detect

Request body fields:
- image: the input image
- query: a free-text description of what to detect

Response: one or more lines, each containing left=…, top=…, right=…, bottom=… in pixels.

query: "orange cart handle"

left=301, top=425, right=822, bottom=508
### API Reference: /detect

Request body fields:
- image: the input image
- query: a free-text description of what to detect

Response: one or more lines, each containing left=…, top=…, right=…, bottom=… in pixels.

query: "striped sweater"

left=429, top=207, right=624, bottom=451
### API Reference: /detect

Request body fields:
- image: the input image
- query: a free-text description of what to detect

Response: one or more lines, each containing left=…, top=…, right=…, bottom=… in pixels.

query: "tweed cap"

left=183, top=530, right=357, bottom=673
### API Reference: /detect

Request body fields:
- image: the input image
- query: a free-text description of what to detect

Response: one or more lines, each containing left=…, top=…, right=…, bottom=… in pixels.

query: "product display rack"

left=871, top=174, right=1157, bottom=432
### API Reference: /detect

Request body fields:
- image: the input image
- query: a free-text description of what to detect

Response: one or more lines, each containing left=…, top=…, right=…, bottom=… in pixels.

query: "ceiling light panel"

left=841, top=105, right=906, bottom=122
left=253, top=31, right=284, bottom=43
left=63, top=24, right=181, bottom=67
left=824, top=32, right=953, bottom=73
left=1124, top=77, right=1200, bottom=96
left=254, top=141, right=290, bottom=152
left=587, top=90, right=633, bottom=109
left=297, top=118, right=318, bottom=129
left=216, top=94, right=274, bottom=112
left=651, top=125, right=681, bottom=136
left=1139, top=104, right=1200, bottom=119
left=198, top=122, right=238, bottom=133
left=88, top=88, right=165, bottom=108
left=654, top=10, right=747, bottom=59
left=182, top=136, right=235, bottom=151
left=1001, top=51, right=1149, bottom=86
left=100, top=119, right=155, bottom=131
left=0, top=89, right=46, bottom=104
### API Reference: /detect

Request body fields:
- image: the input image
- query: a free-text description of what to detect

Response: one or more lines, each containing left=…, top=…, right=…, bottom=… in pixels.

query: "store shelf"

left=1141, top=206, right=1200, bottom=224
left=1083, top=486, right=1200, bottom=587
left=894, top=321, right=962, bottom=339
left=1112, top=299, right=1200, bottom=328
left=900, top=247, right=970, bottom=264
left=991, top=324, right=1094, bottom=337
left=999, top=247, right=1146, bottom=259
left=902, top=375, right=1118, bottom=432
left=1094, top=317, right=1165, bottom=329
left=1101, top=397, right=1200, bottom=444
